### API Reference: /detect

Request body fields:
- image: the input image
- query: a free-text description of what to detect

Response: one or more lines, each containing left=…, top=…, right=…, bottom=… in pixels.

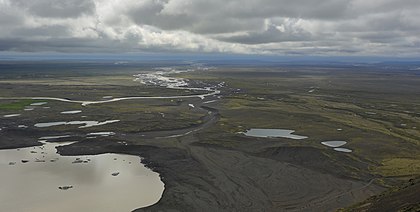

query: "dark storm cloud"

left=217, top=19, right=313, bottom=44
left=11, top=0, right=95, bottom=18
left=0, top=12, right=21, bottom=26
left=12, top=25, right=71, bottom=37
left=0, top=0, right=419, bottom=55
left=0, top=37, right=139, bottom=53
left=123, top=0, right=350, bottom=34
left=126, top=3, right=193, bottom=31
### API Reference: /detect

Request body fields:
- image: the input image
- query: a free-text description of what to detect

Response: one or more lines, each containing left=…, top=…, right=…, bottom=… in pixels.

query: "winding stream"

left=0, top=66, right=221, bottom=211
left=0, top=68, right=220, bottom=106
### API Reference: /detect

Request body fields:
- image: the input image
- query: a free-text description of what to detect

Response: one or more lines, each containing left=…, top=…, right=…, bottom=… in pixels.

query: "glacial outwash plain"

left=0, top=61, right=419, bottom=211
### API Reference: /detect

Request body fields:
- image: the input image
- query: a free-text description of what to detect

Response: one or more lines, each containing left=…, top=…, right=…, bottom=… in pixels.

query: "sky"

left=0, top=0, right=419, bottom=56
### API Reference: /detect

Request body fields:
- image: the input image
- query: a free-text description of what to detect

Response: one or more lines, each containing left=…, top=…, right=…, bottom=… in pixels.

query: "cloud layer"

left=0, top=0, right=419, bottom=55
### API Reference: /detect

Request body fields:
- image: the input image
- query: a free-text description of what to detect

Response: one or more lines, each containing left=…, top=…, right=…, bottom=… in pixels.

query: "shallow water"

left=61, top=110, right=82, bottom=114
left=0, top=68, right=221, bottom=106
left=203, top=100, right=218, bottom=104
left=30, top=102, right=47, bottom=106
left=87, top=132, right=115, bottom=136
left=321, top=141, right=347, bottom=148
left=3, top=114, right=21, bottom=118
left=39, top=135, right=72, bottom=140
left=0, top=67, right=220, bottom=211
left=34, top=120, right=120, bottom=128
left=0, top=140, right=164, bottom=212
left=244, top=129, right=308, bottom=140
left=333, top=148, right=353, bottom=153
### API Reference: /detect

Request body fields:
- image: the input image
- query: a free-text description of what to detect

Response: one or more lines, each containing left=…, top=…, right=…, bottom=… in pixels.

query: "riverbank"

left=1, top=62, right=419, bottom=211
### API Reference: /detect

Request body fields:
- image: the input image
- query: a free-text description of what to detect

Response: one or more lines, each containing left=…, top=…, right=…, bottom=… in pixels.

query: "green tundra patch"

left=0, top=100, right=40, bottom=111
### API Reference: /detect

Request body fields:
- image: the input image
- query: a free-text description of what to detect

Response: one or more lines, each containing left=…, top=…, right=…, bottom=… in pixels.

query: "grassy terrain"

left=0, top=99, right=42, bottom=111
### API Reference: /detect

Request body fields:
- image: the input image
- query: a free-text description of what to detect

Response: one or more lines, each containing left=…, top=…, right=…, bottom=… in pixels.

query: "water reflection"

left=0, top=140, right=164, bottom=212
left=60, top=110, right=82, bottom=114
left=34, top=120, right=120, bottom=128
left=321, top=141, right=347, bottom=148
left=333, top=148, right=353, bottom=153
left=243, top=128, right=308, bottom=140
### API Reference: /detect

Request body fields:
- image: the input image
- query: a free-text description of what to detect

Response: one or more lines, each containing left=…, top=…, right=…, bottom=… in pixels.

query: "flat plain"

left=0, top=61, right=419, bottom=211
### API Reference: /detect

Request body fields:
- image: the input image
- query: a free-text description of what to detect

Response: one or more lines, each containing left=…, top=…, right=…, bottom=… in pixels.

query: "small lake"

left=30, top=102, right=48, bottom=106
left=34, top=120, right=120, bottom=128
left=321, top=141, right=347, bottom=148
left=3, top=114, right=21, bottom=118
left=0, top=140, right=164, bottom=212
left=87, top=132, right=116, bottom=137
left=321, top=141, right=353, bottom=153
left=333, top=148, right=353, bottom=153
left=243, top=129, right=308, bottom=140
left=61, top=110, right=82, bottom=114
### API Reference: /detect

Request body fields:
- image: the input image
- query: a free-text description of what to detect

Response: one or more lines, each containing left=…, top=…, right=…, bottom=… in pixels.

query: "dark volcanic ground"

left=1, top=62, right=420, bottom=211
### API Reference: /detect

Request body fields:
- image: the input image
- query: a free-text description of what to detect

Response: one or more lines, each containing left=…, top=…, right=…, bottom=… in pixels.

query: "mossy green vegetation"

left=375, top=158, right=420, bottom=177
left=0, top=100, right=40, bottom=111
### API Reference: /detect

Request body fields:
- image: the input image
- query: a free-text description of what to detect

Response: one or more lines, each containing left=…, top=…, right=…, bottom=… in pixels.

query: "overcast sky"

left=1, top=0, right=419, bottom=56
